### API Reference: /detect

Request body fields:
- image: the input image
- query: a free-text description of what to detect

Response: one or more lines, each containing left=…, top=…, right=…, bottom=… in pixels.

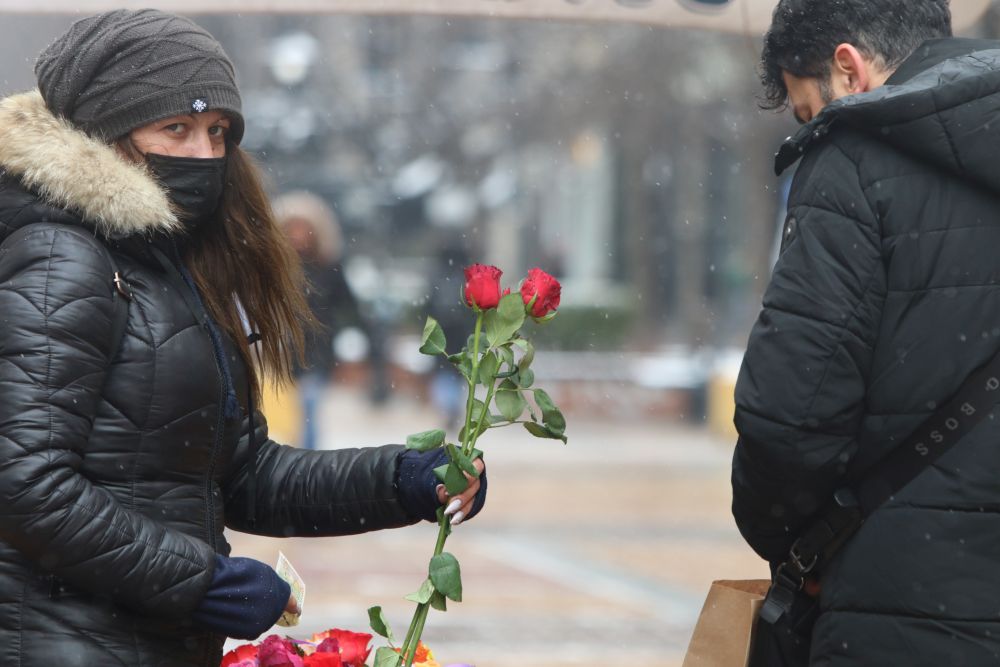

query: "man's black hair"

left=760, top=0, right=952, bottom=110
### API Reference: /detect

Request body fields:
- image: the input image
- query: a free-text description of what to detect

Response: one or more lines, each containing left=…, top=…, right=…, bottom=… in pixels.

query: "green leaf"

left=518, top=368, right=535, bottom=388
left=533, top=388, right=557, bottom=413
left=478, top=351, right=500, bottom=385
left=368, top=606, right=395, bottom=642
left=429, top=552, right=463, bottom=602
left=524, top=421, right=567, bottom=443
left=517, top=339, right=535, bottom=372
left=484, top=293, right=526, bottom=346
left=533, top=389, right=566, bottom=435
left=450, top=446, right=480, bottom=479
left=374, top=646, right=402, bottom=667
left=497, top=345, right=515, bottom=367
left=443, top=461, right=469, bottom=495
left=430, top=590, right=448, bottom=612
left=405, top=429, right=446, bottom=452
left=456, top=354, right=474, bottom=383
left=433, top=463, right=449, bottom=484
left=523, top=292, right=538, bottom=315
left=405, top=578, right=435, bottom=604
left=495, top=379, right=527, bottom=421
left=419, top=317, right=446, bottom=356
left=545, top=408, right=566, bottom=435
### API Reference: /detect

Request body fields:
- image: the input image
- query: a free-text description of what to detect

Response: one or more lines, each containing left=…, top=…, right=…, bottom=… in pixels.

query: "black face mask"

left=145, top=153, right=227, bottom=230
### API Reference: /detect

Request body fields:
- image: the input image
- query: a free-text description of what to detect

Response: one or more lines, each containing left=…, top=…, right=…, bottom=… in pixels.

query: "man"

left=733, top=0, right=1000, bottom=663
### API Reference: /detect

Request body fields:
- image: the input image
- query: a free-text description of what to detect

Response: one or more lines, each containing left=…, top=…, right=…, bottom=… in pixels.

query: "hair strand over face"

left=182, top=144, right=317, bottom=404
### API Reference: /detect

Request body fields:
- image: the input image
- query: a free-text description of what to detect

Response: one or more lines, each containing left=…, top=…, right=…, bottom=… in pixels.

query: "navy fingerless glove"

left=193, top=555, right=290, bottom=640
left=396, top=448, right=487, bottom=522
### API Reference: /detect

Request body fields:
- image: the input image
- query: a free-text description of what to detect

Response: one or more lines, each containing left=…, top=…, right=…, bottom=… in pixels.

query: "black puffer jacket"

left=733, top=39, right=1000, bottom=666
left=0, top=91, right=416, bottom=667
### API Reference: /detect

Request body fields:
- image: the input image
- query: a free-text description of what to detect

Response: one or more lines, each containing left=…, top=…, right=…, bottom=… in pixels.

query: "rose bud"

left=520, top=268, right=561, bottom=317
left=464, top=264, right=503, bottom=310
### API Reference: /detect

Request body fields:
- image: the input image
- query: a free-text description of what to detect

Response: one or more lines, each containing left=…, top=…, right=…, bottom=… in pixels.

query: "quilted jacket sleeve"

left=732, top=145, right=886, bottom=563
left=222, top=410, right=417, bottom=536
left=0, top=225, right=215, bottom=617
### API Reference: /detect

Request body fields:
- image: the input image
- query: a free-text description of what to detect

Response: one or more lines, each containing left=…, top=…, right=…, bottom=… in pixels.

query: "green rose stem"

left=399, top=518, right=449, bottom=666
left=459, top=312, right=485, bottom=454
left=399, top=312, right=485, bottom=667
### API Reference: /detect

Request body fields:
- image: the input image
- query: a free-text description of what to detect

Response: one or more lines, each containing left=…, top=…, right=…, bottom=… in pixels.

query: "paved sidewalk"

left=225, top=386, right=767, bottom=666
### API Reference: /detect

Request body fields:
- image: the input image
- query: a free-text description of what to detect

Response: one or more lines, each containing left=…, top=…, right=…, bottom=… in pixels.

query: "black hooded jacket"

left=733, top=39, right=1000, bottom=665
left=0, top=91, right=416, bottom=667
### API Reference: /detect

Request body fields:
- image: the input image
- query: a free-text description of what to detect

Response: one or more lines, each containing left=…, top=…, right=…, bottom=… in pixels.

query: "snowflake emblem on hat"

left=191, top=98, right=208, bottom=113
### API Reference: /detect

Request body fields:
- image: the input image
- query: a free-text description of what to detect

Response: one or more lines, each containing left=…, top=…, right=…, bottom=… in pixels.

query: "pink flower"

left=314, top=638, right=340, bottom=654
left=259, top=635, right=304, bottom=667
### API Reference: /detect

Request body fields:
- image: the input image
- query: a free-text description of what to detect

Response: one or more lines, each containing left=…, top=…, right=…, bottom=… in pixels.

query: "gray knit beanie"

left=34, top=9, right=244, bottom=143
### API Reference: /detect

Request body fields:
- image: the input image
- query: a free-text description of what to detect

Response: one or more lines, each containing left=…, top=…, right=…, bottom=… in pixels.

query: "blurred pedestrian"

left=732, top=1, right=1000, bottom=664
left=0, top=10, right=485, bottom=666
left=274, top=191, right=366, bottom=450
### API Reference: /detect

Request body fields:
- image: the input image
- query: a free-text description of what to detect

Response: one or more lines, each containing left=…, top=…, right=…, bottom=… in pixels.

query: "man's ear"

left=831, top=43, right=871, bottom=94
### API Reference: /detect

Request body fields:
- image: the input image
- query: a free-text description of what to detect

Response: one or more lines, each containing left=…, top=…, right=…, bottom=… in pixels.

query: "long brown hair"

left=118, top=137, right=316, bottom=403
left=185, top=144, right=316, bottom=403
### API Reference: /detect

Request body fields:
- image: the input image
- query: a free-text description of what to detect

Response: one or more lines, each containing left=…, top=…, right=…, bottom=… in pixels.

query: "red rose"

left=221, top=644, right=258, bottom=667
left=303, top=653, right=343, bottom=667
left=520, top=268, right=561, bottom=317
left=310, top=629, right=372, bottom=667
left=464, top=264, right=503, bottom=310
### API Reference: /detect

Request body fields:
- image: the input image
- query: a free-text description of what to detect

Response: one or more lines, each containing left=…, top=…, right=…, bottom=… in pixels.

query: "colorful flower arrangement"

left=220, top=629, right=471, bottom=667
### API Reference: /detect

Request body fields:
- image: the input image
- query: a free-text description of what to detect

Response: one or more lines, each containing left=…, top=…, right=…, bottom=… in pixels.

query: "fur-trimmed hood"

left=0, top=90, right=179, bottom=238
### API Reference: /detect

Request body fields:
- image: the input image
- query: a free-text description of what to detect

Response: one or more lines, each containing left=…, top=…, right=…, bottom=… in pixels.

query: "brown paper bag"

left=682, top=579, right=771, bottom=667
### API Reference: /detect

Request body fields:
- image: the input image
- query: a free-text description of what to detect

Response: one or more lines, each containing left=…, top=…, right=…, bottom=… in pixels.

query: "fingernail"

left=444, top=498, right=463, bottom=516
left=451, top=511, right=465, bottom=526
left=436, top=484, right=445, bottom=496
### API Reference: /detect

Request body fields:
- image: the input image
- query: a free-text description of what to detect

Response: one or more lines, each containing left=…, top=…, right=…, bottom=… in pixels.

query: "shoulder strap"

left=854, top=354, right=1000, bottom=514
left=761, top=346, right=1000, bottom=625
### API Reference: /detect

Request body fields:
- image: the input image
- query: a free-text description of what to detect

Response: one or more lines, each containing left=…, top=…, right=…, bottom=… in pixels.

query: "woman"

left=0, top=9, right=485, bottom=666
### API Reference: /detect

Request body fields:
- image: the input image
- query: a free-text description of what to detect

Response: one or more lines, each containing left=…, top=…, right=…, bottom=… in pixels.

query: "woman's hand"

left=285, top=593, right=301, bottom=616
left=436, top=457, right=486, bottom=526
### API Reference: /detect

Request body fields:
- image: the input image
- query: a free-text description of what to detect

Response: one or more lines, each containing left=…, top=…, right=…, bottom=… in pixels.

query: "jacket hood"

left=776, top=38, right=1000, bottom=194
left=0, top=90, right=179, bottom=239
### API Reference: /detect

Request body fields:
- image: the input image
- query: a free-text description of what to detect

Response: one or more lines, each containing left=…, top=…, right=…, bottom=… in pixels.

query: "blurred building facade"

left=6, top=8, right=994, bottom=358
left=201, top=14, right=792, bottom=352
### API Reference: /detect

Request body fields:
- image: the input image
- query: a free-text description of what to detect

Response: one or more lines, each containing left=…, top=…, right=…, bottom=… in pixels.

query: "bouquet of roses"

left=220, top=628, right=468, bottom=667
left=221, top=629, right=372, bottom=667
left=366, top=264, right=567, bottom=667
